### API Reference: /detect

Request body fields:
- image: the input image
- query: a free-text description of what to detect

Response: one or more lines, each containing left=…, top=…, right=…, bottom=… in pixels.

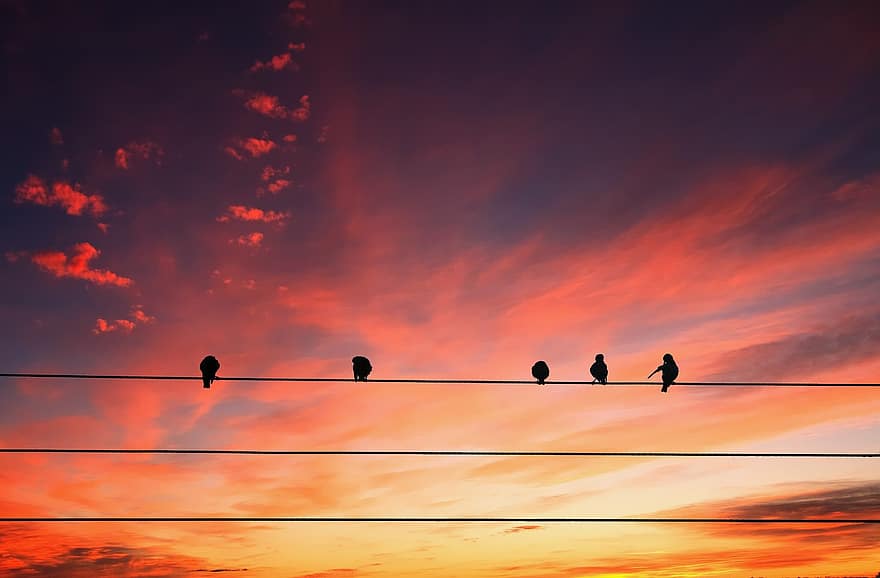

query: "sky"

left=1, top=0, right=879, bottom=576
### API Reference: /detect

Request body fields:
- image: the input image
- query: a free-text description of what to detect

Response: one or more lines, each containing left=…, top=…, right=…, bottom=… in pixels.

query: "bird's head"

left=663, top=353, right=674, bottom=362
left=595, top=354, right=604, bottom=361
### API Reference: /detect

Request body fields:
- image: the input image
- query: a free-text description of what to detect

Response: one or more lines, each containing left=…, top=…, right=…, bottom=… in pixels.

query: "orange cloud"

left=225, top=138, right=277, bottom=160
left=249, top=52, right=297, bottom=72
left=30, top=242, right=133, bottom=287
left=244, top=92, right=289, bottom=118
left=114, top=140, right=164, bottom=169
left=291, top=95, right=310, bottom=121
left=14, top=175, right=107, bottom=217
left=266, top=179, right=291, bottom=194
left=217, top=205, right=290, bottom=224
left=232, top=232, right=265, bottom=247
left=94, top=307, right=155, bottom=335
left=261, top=165, right=290, bottom=181
left=242, top=138, right=276, bottom=157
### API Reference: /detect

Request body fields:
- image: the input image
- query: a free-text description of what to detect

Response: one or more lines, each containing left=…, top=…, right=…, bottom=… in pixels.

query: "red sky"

left=1, top=0, right=879, bottom=576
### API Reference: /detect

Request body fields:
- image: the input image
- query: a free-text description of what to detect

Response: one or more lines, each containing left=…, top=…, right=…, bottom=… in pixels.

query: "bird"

left=590, top=353, right=608, bottom=384
left=199, top=355, right=220, bottom=389
left=352, top=356, right=372, bottom=381
left=531, top=360, right=550, bottom=385
left=648, top=353, right=679, bottom=393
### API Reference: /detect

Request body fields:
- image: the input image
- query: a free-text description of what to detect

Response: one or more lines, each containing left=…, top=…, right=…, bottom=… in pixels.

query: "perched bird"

left=648, top=353, right=679, bottom=393
left=590, top=353, right=608, bottom=385
left=352, top=356, right=372, bottom=381
left=200, top=355, right=220, bottom=389
left=531, top=360, right=550, bottom=385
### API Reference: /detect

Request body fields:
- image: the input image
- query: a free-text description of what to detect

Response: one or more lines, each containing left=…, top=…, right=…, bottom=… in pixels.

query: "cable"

left=1, top=373, right=878, bottom=386
left=1, top=517, right=877, bottom=523
left=0, top=448, right=877, bottom=458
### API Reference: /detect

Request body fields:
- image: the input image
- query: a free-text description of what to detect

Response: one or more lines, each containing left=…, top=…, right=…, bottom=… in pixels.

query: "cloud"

left=225, top=138, right=277, bottom=160
left=241, top=92, right=309, bottom=121
left=243, top=137, right=276, bottom=156
left=705, top=313, right=880, bottom=381
left=288, top=42, right=306, bottom=52
left=224, top=146, right=244, bottom=160
left=283, top=134, right=297, bottom=142
left=232, top=232, right=264, bottom=248
left=95, top=307, right=155, bottom=334
left=0, top=543, right=234, bottom=577
left=93, top=318, right=136, bottom=334
left=114, top=140, right=164, bottom=169
left=30, top=242, right=133, bottom=287
left=243, top=92, right=289, bottom=118
left=502, top=525, right=542, bottom=534
left=288, top=0, right=307, bottom=9
left=718, top=482, right=880, bottom=520
left=217, top=205, right=290, bottom=224
left=49, top=127, right=63, bottom=145
left=259, top=166, right=292, bottom=195
left=249, top=52, right=297, bottom=72
left=291, top=95, right=310, bottom=121
left=14, top=175, right=107, bottom=217
left=266, top=179, right=291, bottom=194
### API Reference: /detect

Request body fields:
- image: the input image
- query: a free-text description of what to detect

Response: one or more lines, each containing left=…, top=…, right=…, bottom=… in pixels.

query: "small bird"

left=200, top=355, right=220, bottom=389
left=352, top=356, right=372, bottom=381
left=531, top=360, right=550, bottom=385
left=648, top=353, right=679, bottom=393
left=590, top=353, right=608, bottom=385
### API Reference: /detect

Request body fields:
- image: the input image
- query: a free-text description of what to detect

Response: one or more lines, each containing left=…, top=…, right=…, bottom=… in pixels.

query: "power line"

left=1, top=373, right=878, bottom=387
left=0, top=448, right=877, bottom=458
left=1, top=517, right=877, bottom=524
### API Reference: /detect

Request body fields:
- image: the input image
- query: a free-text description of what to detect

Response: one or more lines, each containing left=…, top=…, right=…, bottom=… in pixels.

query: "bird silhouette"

left=590, top=353, right=608, bottom=384
left=531, top=360, right=550, bottom=385
left=352, top=356, right=372, bottom=381
left=199, top=355, right=220, bottom=389
left=648, top=353, right=679, bottom=392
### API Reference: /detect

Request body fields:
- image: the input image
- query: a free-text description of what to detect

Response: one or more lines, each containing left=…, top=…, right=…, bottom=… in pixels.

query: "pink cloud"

left=30, top=242, right=133, bottom=287
left=49, top=127, right=63, bottom=145
left=14, top=175, right=107, bottom=217
left=97, top=222, right=109, bottom=233
left=250, top=52, right=297, bottom=72
left=225, top=138, right=277, bottom=160
left=291, top=94, right=311, bottom=121
left=244, top=92, right=289, bottom=118
left=289, top=0, right=306, bottom=9
left=288, top=42, right=306, bottom=52
left=93, top=307, right=155, bottom=335
left=261, top=165, right=290, bottom=181
left=218, top=205, right=290, bottom=224
left=283, top=134, right=297, bottom=142
left=242, top=137, right=277, bottom=157
left=232, top=232, right=265, bottom=247
left=114, top=140, right=164, bottom=170
left=224, top=146, right=244, bottom=160
left=267, top=179, right=291, bottom=194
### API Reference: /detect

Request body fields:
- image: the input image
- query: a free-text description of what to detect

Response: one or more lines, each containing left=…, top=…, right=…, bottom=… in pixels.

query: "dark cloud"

left=706, top=314, right=880, bottom=381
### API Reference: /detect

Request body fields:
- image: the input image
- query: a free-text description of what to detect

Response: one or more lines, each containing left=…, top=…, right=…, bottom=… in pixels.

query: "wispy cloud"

left=218, top=205, right=290, bottom=224
left=29, top=243, right=133, bottom=287
left=94, top=307, right=156, bottom=335
left=114, top=140, right=164, bottom=170
left=249, top=52, right=297, bottom=72
left=225, top=137, right=277, bottom=159
left=231, top=232, right=265, bottom=248
left=14, top=175, right=107, bottom=217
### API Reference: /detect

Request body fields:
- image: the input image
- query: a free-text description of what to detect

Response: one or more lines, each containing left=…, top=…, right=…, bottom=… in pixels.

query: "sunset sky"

left=1, top=0, right=880, bottom=576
